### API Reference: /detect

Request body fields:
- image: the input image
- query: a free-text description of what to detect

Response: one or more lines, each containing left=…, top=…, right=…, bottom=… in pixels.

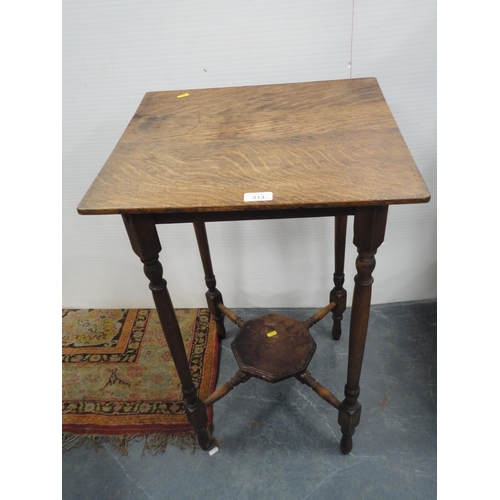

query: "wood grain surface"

left=77, top=78, right=430, bottom=215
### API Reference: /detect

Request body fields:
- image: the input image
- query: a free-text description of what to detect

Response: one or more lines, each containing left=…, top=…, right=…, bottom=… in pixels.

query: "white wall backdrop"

left=63, top=0, right=436, bottom=309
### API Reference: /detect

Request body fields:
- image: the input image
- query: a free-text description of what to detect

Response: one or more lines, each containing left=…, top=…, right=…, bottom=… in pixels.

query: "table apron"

left=153, top=207, right=356, bottom=225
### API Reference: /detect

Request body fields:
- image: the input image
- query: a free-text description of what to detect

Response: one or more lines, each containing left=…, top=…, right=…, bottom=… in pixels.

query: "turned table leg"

left=123, top=214, right=215, bottom=450
left=330, top=215, right=348, bottom=340
left=193, top=222, right=226, bottom=339
left=338, top=206, right=388, bottom=454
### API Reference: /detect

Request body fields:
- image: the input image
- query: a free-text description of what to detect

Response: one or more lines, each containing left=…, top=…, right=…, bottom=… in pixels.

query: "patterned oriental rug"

left=62, top=308, right=220, bottom=455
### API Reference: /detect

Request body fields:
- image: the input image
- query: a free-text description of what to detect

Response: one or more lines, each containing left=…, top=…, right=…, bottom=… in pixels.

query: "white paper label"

left=244, top=192, right=273, bottom=202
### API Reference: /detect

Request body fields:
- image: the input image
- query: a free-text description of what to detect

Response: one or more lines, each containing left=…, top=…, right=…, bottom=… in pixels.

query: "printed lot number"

left=244, top=192, right=273, bottom=202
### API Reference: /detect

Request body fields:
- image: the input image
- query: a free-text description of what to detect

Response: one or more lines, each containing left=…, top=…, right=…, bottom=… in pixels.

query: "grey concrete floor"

left=62, top=300, right=436, bottom=499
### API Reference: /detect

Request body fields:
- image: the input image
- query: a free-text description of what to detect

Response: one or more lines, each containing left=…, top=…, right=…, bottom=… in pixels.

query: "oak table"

left=78, top=78, right=430, bottom=454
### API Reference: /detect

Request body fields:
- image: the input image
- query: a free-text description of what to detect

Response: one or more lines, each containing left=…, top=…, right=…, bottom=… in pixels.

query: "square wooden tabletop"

left=77, top=78, right=430, bottom=215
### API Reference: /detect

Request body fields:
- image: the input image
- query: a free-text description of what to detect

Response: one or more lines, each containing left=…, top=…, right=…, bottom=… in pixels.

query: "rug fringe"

left=142, top=433, right=197, bottom=456
left=62, top=432, right=197, bottom=456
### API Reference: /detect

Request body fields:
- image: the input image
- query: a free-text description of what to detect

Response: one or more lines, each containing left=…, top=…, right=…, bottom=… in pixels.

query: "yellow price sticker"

left=266, top=330, right=277, bottom=337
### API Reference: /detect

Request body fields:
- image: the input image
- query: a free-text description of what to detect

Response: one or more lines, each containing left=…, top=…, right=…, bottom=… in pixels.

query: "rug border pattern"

left=62, top=308, right=219, bottom=437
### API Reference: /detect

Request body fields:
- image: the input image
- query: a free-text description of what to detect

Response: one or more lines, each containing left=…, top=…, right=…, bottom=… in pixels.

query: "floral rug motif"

left=62, top=308, right=219, bottom=454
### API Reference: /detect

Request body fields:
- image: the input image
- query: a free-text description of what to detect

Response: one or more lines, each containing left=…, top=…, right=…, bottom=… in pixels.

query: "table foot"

left=338, top=389, right=361, bottom=455
left=184, top=387, right=215, bottom=450
left=340, top=433, right=353, bottom=455
left=196, top=428, right=217, bottom=451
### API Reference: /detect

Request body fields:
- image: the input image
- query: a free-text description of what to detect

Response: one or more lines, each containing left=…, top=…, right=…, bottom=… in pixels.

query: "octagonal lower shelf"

left=231, top=313, right=317, bottom=383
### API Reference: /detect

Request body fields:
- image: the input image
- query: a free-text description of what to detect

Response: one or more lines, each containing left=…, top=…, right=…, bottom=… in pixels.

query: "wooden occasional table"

left=78, top=78, right=430, bottom=454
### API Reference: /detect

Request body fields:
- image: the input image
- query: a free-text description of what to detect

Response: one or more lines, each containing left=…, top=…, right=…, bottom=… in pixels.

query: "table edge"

left=77, top=194, right=431, bottom=217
